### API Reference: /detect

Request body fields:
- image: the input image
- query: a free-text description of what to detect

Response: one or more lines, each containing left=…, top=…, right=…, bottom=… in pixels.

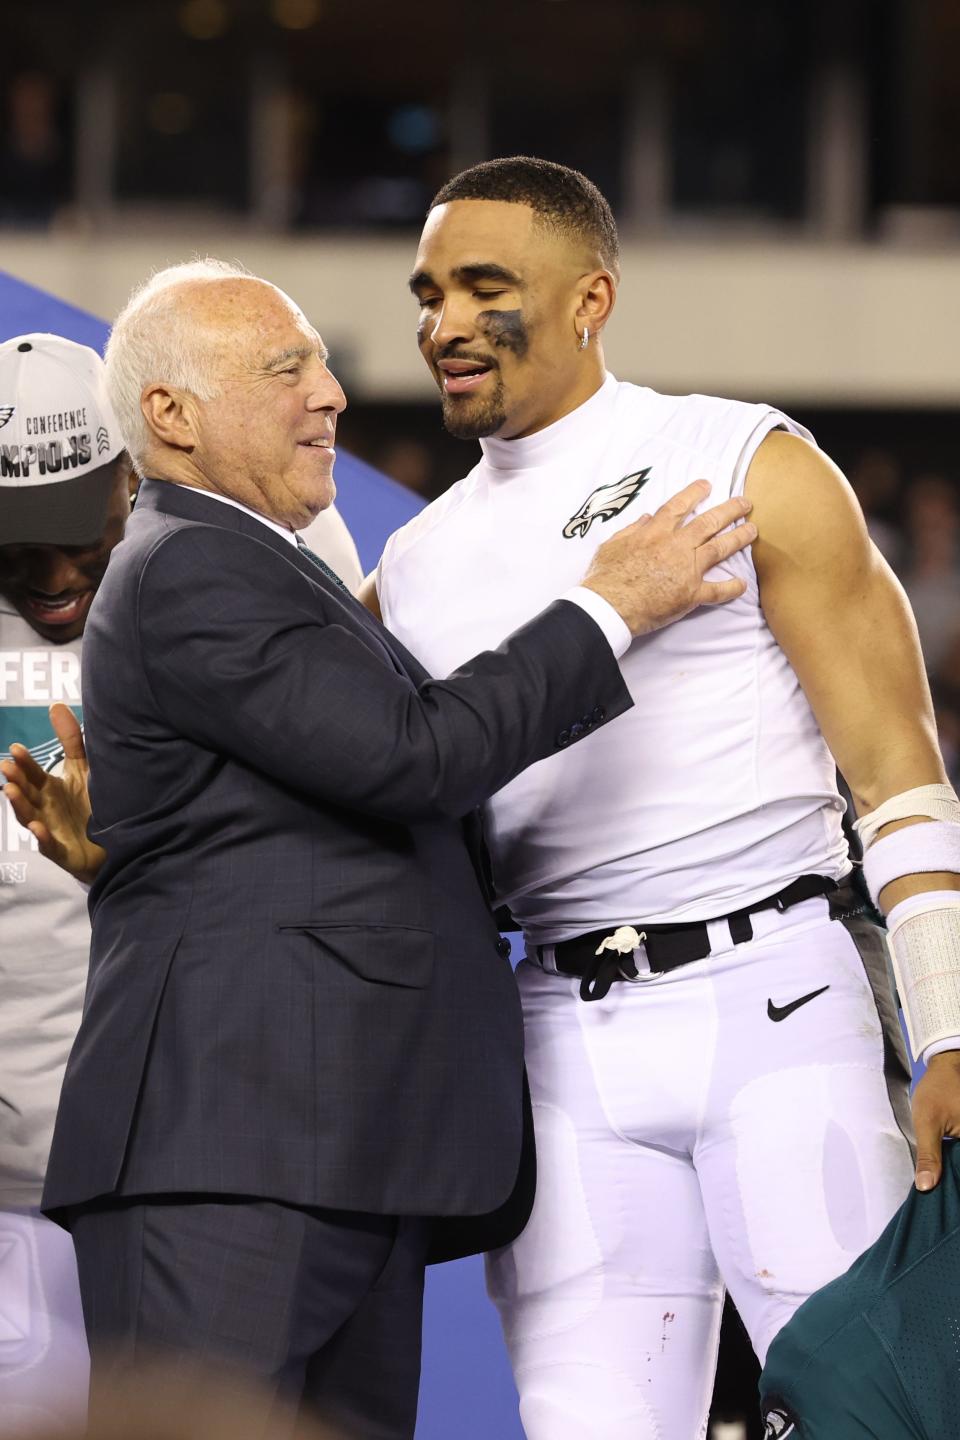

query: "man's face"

left=0, top=461, right=133, bottom=643
left=182, top=281, right=346, bottom=529
left=410, top=200, right=595, bottom=441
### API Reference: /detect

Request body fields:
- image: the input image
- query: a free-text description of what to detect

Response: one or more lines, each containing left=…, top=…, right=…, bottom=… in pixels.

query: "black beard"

left=439, top=372, right=507, bottom=440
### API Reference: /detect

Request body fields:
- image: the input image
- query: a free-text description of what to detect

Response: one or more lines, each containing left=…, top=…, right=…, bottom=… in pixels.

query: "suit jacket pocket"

left=276, top=923, right=435, bottom=989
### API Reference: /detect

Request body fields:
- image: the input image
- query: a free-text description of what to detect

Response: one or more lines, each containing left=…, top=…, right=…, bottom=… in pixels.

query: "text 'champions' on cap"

left=0, top=332, right=125, bottom=547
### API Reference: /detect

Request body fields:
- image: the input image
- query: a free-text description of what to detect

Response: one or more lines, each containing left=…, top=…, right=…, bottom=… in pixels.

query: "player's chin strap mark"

left=856, top=783, right=960, bottom=1061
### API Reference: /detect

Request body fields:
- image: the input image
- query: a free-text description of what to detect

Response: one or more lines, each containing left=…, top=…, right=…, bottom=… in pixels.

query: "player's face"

left=0, top=460, right=133, bottom=643
left=184, top=281, right=346, bottom=530
left=411, top=200, right=598, bottom=441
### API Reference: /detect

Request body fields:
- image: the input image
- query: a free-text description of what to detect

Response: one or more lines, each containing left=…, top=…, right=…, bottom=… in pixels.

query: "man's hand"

left=0, top=702, right=105, bottom=884
left=911, top=1050, right=960, bottom=1191
left=581, top=480, right=755, bottom=636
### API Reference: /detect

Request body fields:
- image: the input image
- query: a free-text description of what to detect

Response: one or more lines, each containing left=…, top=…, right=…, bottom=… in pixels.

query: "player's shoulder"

left=616, top=379, right=800, bottom=457
left=379, top=464, right=484, bottom=576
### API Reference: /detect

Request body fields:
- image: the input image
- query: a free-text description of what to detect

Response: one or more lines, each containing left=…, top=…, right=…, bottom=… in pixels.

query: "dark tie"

left=295, top=534, right=350, bottom=593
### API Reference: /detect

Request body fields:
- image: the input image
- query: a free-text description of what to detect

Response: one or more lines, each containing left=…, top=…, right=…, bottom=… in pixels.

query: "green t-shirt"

left=760, top=1139, right=960, bottom=1439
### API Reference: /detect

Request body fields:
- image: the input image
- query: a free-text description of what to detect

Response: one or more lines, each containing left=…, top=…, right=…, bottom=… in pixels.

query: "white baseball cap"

left=0, top=332, right=125, bottom=546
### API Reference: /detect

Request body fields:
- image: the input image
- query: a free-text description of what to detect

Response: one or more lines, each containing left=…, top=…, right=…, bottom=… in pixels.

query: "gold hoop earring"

left=579, top=325, right=590, bottom=351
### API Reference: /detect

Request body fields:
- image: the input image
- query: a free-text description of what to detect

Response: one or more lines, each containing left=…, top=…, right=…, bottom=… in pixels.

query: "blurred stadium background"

left=3, top=1, right=959, bottom=1436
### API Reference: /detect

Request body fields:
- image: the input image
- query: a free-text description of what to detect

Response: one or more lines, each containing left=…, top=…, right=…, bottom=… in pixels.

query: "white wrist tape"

left=923, top=1035, right=960, bottom=1065
left=887, top=893, right=960, bottom=1060
left=861, top=820, right=960, bottom=905
left=854, top=783, right=960, bottom=851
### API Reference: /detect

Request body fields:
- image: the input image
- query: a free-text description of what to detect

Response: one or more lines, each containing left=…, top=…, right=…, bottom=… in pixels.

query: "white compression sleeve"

left=850, top=788, right=960, bottom=1059
left=885, top=891, right=960, bottom=1060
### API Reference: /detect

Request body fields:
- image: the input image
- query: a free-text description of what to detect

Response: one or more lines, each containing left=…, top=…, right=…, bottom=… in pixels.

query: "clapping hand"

left=0, top=702, right=105, bottom=884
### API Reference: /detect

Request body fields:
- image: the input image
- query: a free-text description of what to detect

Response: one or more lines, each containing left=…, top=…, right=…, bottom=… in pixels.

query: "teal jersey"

left=760, top=1139, right=960, bottom=1438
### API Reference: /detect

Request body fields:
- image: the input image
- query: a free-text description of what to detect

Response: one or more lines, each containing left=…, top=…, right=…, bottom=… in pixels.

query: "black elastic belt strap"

left=543, top=874, right=839, bottom=1003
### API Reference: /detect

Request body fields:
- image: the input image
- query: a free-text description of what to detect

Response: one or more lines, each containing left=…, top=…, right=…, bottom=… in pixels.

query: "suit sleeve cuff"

left=561, top=587, right=632, bottom=660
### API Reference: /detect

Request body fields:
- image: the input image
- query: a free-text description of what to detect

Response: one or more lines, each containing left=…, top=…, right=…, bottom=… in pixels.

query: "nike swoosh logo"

left=767, top=984, right=831, bottom=1022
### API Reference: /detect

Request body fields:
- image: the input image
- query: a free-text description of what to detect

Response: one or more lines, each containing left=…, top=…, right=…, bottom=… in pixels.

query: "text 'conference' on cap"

left=0, top=332, right=125, bottom=547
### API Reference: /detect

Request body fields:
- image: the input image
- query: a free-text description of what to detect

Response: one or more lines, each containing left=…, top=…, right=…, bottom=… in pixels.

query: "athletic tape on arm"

left=854, top=783, right=960, bottom=850
left=856, top=785, right=960, bottom=1060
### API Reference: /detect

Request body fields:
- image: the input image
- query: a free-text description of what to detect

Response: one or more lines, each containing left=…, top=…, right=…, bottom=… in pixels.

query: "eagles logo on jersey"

left=0, top=405, right=14, bottom=430
left=762, top=1402, right=798, bottom=1437
left=0, top=736, right=67, bottom=772
left=562, top=467, right=652, bottom=539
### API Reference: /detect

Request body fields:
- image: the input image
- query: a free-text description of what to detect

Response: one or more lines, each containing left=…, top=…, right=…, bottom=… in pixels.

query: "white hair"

left=104, top=257, right=256, bottom=477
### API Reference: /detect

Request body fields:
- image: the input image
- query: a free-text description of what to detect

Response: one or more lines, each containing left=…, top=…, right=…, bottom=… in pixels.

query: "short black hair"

left=430, top=156, right=620, bottom=278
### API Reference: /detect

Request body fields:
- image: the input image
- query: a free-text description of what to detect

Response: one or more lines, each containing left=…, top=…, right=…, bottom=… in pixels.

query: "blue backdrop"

left=0, top=268, right=526, bottom=1440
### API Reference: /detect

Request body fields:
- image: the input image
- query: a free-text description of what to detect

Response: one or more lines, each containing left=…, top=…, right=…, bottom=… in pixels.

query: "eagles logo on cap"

left=0, top=406, right=14, bottom=430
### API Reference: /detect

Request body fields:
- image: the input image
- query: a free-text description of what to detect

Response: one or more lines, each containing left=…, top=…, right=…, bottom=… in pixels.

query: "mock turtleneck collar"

left=479, top=373, right=618, bottom=472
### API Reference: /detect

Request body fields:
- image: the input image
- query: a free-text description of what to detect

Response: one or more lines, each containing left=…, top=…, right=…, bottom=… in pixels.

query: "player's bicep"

left=746, top=431, right=943, bottom=811
left=747, top=432, right=882, bottom=649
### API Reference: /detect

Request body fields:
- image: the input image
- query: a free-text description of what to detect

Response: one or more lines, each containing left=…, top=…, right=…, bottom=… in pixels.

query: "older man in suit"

left=29, top=259, right=755, bottom=1439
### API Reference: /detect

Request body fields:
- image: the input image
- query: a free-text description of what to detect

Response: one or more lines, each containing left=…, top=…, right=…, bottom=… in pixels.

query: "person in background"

left=847, top=447, right=904, bottom=572
left=760, top=1140, right=960, bottom=1438
left=900, top=474, right=960, bottom=675
left=0, top=73, right=68, bottom=227
left=4, top=1356, right=345, bottom=1440
left=0, top=332, right=132, bottom=1434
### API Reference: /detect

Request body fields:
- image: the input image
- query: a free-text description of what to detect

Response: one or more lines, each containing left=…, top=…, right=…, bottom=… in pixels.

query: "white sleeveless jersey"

left=377, top=374, right=850, bottom=944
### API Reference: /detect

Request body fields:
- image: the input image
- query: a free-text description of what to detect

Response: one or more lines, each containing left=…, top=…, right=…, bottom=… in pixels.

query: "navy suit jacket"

left=42, top=480, right=632, bottom=1260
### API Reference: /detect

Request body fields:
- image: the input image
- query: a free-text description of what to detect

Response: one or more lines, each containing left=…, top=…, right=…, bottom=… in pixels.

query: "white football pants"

left=0, top=1207, right=89, bottom=1434
left=486, top=897, right=914, bottom=1440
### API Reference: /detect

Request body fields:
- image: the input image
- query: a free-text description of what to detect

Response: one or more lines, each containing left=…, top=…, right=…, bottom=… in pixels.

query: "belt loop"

left=537, top=944, right=560, bottom=976
left=728, top=912, right=753, bottom=946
